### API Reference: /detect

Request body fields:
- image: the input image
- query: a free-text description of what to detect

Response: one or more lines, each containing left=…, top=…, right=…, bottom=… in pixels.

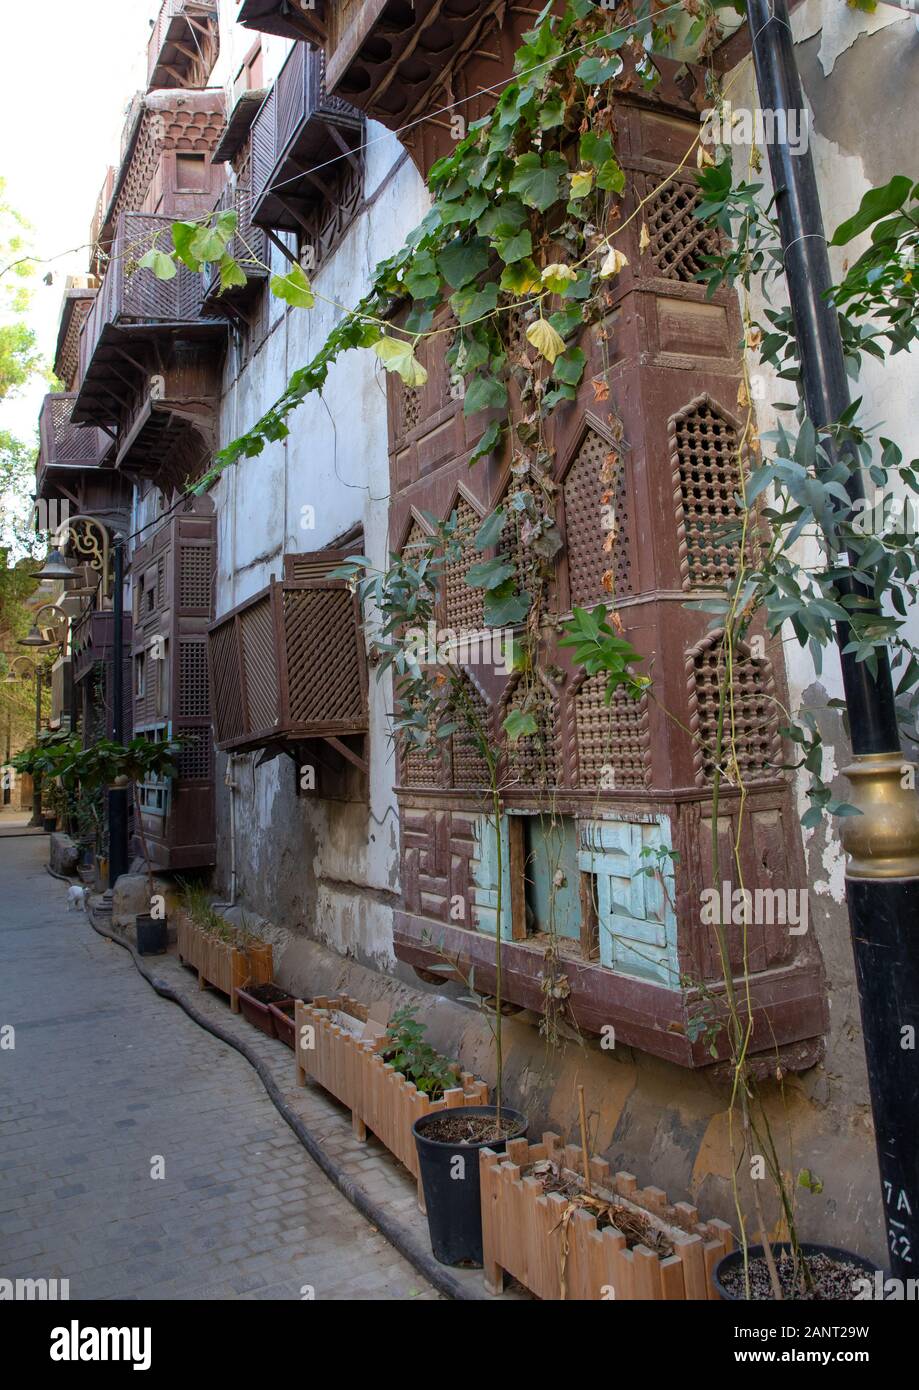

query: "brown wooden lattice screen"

left=209, top=566, right=367, bottom=752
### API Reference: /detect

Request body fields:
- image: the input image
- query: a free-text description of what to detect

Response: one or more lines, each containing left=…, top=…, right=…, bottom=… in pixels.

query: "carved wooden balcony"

left=202, top=181, right=269, bottom=316
left=53, top=285, right=97, bottom=393
left=73, top=212, right=228, bottom=431
left=131, top=505, right=217, bottom=869
left=237, top=0, right=326, bottom=44
left=72, top=611, right=133, bottom=686
left=36, top=394, right=111, bottom=503
left=148, top=0, right=220, bottom=91
left=208, top=564, right=368, bottom=770
left=249, top=41, right=362, bottom=234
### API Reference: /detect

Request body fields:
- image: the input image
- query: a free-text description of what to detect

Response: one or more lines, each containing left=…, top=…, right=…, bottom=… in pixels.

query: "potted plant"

left=236, top=981, right=295, bottom=1038
left=480, top=1130, right=734, bottom=1299
left=712, top=1243, right=879, bottom=1302
left=294, top=997, right=490, bottom=1207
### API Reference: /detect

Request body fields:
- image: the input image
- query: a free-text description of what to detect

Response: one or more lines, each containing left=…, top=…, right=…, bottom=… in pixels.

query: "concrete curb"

left=57, top=874, right=485, bottom=1302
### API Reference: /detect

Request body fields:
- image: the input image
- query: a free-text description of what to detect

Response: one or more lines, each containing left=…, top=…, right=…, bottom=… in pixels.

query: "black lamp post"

left=747, top=0, right=919, bottom=1279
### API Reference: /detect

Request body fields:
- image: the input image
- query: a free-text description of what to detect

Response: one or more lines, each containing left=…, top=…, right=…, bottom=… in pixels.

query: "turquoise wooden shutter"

left=578, top=818, right=679, bottom=987
left=472, top=813, right=514, bottom=940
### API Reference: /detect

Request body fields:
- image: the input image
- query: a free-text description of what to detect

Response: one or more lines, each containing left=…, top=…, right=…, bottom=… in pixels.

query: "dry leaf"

left=526, top=318, right=566, bottom=364
left=591, top=378, right=610, bottom=402
left=599, top=246, right=629, bottom=279
left=737, top=380, right=750, bottom=408
left=639, top=223, right=651, bottom=253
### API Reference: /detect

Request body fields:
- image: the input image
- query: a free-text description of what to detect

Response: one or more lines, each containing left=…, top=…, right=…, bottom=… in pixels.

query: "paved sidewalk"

left=0, top=836, right=437, bottom=1300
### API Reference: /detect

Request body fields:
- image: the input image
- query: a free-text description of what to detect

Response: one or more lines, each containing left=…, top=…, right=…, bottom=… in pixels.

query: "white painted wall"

left=208, top=14, right=431, bottom=961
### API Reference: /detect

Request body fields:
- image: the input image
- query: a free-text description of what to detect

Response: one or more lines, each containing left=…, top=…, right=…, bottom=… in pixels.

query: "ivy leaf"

left=189, top=224, right=228, bottom=264
left=553, top=347, right=586, bottom=385
left=526, top=318, right=566, bottom=363
left=138, top=248, right=177, bottom=281
left=216, top=208, right=238, bottom=242
left=548, top=304, right=584, bottom=338
left=450, top=280, right=499, bottom=325
left=496, top=228, right=533, bottom=264
left=219, top=255, right=248, bottom=291
left=463, top=374, right=507, bottom=415
left=503, top=709, right=538, bottom=743
left=539, top=94, right=566, bottom=130
left=541, top=262, right=578, bottom=294
left=467, top=559, right=516, bottom=590
left=172, top=222, right=201, bottom=271
left=509, top=151, right=568, bottom=212
left=543, top=382, right=577, bottom=409
left=474, top=509, right=506, bottom=551
left=438, top=236, right=489, bottom=288
left=469, top=419, right=503, bottom=466
left=484, top=579, right=530, bottom=627
left=477, top=200, right=528, bottom=238
left=574, top=54, right=624, bottom=84
left=569, top=170, right=594, bottom=199
left=270, top=265, right=315, bottom=308
left=373, top=336, right=428, bottom=387
left=405, top=251, right=440, bottom=298
left=499, top=258, right=541, bottom=294
left=596, top=158, right=625, bottom=194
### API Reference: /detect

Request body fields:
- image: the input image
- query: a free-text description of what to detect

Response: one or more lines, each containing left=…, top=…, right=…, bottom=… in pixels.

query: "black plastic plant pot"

left=42, top=815, right=57, bottom=833
left=412, top=1105, right=528, bottom=1268
left=713, top=1242, right=880, bottom=1301
left=135, top=913, right=168, bottom=956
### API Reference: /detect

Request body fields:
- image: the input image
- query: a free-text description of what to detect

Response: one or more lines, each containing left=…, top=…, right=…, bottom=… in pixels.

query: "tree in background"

left=0, top=178, right=49, bottom=771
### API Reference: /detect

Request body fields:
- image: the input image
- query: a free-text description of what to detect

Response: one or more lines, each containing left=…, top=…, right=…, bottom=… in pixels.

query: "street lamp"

left=28, top=546, right=81, bottom=586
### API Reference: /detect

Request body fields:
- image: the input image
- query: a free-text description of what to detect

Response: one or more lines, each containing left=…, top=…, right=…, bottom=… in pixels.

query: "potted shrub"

left=295, top=997, right=490, bottom=1206
left=176, top=886, right=273, bottom=1010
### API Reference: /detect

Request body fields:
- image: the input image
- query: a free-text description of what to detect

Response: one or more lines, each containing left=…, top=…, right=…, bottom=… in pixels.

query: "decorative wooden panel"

left=239, top=597, right=279, bottom=732
left=501, top=675, right=558, bottom=789
left=574, top=673, right=650, bottom=791
left=210, top=619, right=244, bottom=744
left=689, top=632, right=783, bottom=786
left=643, top=174, right=721, bottom=283
left=442, top=497, right=485, bottom=634
left=563, top=422, right=634, bottom=606
left=130, top=503, right=216, bottom=869
left=670, top=394, right=746, bottom=590
left=450, top=674, right=492, bottom=789
left=285, top=589, right=364, bottom=725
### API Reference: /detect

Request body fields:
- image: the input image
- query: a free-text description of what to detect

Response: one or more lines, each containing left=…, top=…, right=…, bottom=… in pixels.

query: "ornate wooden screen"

left=130, top=501, right=216, bottom=869
left=208, top=553, right=368, bottom=756
left=386, top=62, right=826, bottom=1069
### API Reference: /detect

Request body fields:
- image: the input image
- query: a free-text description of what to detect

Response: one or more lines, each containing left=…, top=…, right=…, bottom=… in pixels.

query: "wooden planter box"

left=481, top=1133, right=733, bottom=1301
left=176, top=910, right=273, bottom=1013
left=294, top=997, right=488, bottom=1202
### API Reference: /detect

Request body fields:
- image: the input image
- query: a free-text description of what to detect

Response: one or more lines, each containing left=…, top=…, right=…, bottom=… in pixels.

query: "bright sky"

left=0, top=0, right=161, bottom=443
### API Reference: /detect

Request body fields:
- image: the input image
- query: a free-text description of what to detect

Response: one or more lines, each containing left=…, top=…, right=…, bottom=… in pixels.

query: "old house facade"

left=34, top=0, right=919, bottom=1272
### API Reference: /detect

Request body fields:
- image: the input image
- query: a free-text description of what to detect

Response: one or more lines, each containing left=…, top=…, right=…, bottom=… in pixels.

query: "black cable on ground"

left=45, top=868, right=483, bottom=1302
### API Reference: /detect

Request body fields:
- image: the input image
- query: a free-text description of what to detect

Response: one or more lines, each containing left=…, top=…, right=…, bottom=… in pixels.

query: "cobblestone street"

left=0, top=834, right=437, bottom=1300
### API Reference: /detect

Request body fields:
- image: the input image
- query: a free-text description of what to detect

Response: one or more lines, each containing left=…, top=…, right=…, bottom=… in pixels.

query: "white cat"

left=67, top=884, right=88, bottom=912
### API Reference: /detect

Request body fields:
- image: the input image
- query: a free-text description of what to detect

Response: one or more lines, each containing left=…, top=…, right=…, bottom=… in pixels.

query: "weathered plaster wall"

left=210, top=33, right=430, bottom=965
